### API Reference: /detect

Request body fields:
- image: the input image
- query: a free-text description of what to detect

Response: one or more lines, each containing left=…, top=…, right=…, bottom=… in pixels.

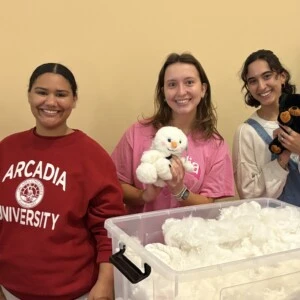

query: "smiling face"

left=246, top=59, right=286, bottom=107
left=28, top=73, right=77, bottom=136
left=152, top=126, right=188, bottom=157
left=163, top=63, right=207, bottom=118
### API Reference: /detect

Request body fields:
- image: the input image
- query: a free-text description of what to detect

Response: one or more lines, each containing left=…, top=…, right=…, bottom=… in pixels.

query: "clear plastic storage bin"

left=105, top=198, right=300, bottom=299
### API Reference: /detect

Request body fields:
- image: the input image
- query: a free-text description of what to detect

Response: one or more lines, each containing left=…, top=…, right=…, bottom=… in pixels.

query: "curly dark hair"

left=142, top=52, right=222, bottom=140
left=240, top=49, right=296, bottom=107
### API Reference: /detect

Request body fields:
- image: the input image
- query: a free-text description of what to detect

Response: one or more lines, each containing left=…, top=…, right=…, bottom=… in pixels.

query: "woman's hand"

left=166, top=156, right=185, bottom=195
left=0, top=287, right=6, bottom=300
left=88, top=263, right=114, bottom=300
left=278, top=125, right=300, bottom=155
left=278, top=150, right=290, bottom=170
left=141, top=184, right=162, bottom=203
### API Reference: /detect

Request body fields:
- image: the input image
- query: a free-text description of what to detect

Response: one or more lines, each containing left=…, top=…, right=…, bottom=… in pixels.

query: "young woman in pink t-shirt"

left=112, top=53, right=234, bottom=214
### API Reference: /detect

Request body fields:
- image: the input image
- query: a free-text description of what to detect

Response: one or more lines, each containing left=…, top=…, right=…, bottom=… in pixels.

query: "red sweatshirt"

left=0, top=129, right=125, bottom=299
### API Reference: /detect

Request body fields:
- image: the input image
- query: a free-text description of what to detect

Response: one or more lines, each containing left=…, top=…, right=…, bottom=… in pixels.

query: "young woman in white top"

left=232, top=49, right=300, bottom=204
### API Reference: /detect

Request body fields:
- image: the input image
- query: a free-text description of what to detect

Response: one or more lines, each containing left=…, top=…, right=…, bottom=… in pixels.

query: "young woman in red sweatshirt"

left=0, top=63, right=125, bottom=300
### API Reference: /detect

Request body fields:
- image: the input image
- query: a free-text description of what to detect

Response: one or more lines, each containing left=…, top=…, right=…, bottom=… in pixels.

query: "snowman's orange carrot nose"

left=171, top=141, right=177, bottom=148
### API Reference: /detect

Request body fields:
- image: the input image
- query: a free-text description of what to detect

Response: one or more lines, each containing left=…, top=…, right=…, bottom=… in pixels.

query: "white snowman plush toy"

left=136, top=126, right=194, bottom=187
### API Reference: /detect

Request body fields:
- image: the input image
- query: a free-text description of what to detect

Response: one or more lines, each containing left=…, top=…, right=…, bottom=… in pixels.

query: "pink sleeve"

left=111, top=126, right=135, bottom=184
left=201, top=140, right=235, bottom=198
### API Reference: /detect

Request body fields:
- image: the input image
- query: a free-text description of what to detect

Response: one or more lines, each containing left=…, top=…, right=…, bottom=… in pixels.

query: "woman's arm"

left=176, top=189, right=214, bottom=205
left=233, top=124, right=288, bottom=199
left=121, top=182, right=162, bottom=206
left=165, top=156, right=214, bottom=205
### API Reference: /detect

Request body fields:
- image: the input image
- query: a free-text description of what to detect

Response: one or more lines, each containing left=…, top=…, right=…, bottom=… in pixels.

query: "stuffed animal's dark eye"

left=167, top=138, right=171, bottom=142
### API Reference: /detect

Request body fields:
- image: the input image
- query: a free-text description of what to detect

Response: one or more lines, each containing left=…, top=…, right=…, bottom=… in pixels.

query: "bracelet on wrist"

left=172, top=186, right=185, bottom=198
left=172, top=185, right=189, bottom=201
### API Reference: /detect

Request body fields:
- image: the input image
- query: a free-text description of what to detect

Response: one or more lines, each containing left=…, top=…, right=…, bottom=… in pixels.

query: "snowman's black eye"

left=168, top=138, right=171, bottom=142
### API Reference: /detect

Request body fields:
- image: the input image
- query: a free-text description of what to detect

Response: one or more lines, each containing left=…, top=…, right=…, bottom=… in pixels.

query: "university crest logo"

left=15, top=178, right=44, bottom=208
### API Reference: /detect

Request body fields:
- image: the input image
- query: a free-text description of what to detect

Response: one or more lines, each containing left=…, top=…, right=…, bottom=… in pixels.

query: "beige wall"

left=1, top=1, right=300, bottom=196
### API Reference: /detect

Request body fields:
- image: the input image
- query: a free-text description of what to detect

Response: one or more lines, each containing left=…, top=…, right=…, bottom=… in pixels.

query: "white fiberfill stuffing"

left=126, top=201, right=300, bottom=299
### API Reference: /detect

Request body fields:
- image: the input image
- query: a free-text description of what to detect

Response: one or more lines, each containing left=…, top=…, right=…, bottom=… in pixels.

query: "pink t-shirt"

left=111, top=122, right=234, bottom=213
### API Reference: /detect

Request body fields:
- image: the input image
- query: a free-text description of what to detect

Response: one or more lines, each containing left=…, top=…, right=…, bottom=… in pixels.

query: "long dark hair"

left=240, top=49, right=296, bottom=107
left=143, top=52, right=221, bottom=140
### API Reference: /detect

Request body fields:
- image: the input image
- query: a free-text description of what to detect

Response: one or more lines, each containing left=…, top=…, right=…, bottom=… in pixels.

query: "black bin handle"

left=109, top=243, right=151, bottom=284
